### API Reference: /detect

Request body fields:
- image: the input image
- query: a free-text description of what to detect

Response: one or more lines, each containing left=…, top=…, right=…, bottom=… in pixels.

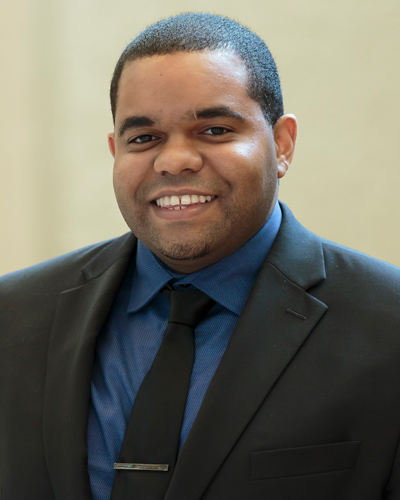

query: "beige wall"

left=1, top=0, right=399, bottom=275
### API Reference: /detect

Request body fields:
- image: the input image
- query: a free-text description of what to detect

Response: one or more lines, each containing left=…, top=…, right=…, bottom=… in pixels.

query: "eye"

left=203, top=127, right=230, bottom=136
left=129, top=134, right=158, bottom=144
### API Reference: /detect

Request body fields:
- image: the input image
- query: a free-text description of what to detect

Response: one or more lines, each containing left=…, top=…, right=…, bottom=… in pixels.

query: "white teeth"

left=181, top=194, right=191, bottom=205
left=156, top=194, right=215, bottom=208
left=170, top=195, right=179, bottom=206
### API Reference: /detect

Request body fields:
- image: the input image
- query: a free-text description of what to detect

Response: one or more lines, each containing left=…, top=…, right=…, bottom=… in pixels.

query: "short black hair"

left=110, top=13, right=284, bottom=126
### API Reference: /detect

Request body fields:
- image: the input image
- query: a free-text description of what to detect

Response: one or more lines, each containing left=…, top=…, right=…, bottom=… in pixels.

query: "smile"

left=155, top=194, right=216, bottom=210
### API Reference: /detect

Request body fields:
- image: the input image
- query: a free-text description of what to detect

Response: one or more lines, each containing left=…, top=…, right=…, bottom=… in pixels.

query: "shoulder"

left=0, top=233, right=136, bottom=341
left=320, top=237, right=400, bottom=291
left=0, top=233, right=136, bottom=300
left=278, top=202, right=400, bottom=289
left=275, top=203, right=400, bottom=318
left=307, top=238, right=400, bottom=335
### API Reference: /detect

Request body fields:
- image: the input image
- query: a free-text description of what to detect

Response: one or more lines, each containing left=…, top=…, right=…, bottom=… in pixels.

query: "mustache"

left=140, top=177, right=221, bottom=199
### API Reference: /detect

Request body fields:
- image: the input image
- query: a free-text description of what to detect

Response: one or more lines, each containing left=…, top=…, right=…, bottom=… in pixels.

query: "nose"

left=153, top=137, right=203, bottom=175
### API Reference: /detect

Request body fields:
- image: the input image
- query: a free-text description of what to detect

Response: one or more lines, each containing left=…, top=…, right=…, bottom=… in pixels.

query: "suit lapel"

left=43, top=205, right=329, bottom=500
left=166, top=204, right=329, bottom=500
left=43, top=234, right=135, bottom=500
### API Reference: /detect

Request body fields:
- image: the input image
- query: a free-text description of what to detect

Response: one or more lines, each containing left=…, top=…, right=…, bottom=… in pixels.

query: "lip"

left=150, top=187, right=216, bottom=201
left=150, top=195, right=217, bottom=220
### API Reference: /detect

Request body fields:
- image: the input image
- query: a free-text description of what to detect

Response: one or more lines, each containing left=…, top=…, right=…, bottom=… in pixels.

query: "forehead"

left=114, top=51, right=258, bottom=123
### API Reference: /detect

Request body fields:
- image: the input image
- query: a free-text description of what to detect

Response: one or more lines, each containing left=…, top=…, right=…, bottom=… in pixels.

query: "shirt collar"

left=128, top=202, right=282, bottom=315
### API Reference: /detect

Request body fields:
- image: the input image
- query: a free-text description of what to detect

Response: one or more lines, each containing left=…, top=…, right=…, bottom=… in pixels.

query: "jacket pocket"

left=250, top=441, right=360, bottom=480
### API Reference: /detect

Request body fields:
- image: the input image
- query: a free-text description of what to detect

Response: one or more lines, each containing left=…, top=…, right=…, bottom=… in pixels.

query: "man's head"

left=110, top=13, right=284, bottom=127
left=108, top=14, right=297, bottom=273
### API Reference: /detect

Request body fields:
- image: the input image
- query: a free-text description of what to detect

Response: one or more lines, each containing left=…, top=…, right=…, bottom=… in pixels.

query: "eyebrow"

left=190, top=106, right=245, bottom=122
left=118, top=106, right=245, bottom=137
left=118, top=116, right=155, bottom=137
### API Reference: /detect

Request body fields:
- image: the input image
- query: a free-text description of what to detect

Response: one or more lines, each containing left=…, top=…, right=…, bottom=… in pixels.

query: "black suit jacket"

left=1, top=204, right=400, bottom=499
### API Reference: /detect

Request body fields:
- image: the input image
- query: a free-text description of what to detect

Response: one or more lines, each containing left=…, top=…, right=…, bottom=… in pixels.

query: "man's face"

left=109, top=50, right=293, bottom=273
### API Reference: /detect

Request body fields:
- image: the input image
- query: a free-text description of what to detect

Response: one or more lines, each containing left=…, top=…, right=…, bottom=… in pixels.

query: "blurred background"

left=1, top=0, right=399, bottom=275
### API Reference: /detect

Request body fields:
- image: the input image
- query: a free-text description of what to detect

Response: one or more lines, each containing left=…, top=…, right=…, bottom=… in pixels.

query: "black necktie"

left=110, top=287, right=215, bottom=499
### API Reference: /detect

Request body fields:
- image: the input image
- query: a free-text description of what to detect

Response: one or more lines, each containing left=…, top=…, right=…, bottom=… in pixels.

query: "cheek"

left=221, top=140, right=262, bottom=166
left=226, top=135, right=274, bottom=166
left=213, top=141, right=274, bottom=185
left=113, top=166, right=127, bottom=199
left=113, top=170, right=140, bottom=215
left=208, top=142, right=254, bottom=177
left=228, top=140, right=262, bottom=161
left=113, top=158, right=144, bottom=194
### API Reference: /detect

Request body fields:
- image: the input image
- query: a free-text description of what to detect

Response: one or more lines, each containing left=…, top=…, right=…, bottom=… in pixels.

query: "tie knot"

left=168, top=288, right=215, bottom=327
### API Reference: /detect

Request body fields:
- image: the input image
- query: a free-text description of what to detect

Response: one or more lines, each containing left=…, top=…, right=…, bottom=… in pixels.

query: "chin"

left=158, top=241, right=212, bottom=263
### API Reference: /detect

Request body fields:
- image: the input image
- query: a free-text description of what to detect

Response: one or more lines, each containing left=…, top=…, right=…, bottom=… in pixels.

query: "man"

left=1, top=12, right=400, bottom=500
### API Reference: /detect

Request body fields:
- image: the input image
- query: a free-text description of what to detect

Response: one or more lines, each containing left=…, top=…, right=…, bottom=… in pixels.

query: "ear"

left=273, top=114, right=297, bottom=179
left=107, top=131, right=116, bottom=158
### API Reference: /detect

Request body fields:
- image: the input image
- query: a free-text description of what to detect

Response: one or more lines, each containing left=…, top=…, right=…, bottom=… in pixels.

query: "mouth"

left=154, top=194, right=216, bottom=210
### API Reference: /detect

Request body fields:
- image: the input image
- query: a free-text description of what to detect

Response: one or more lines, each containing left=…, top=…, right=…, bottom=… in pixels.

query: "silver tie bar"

left=114, top=463, right=169, bottom=472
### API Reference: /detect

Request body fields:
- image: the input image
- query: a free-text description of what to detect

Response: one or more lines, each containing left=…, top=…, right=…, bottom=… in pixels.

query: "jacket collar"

left=165, top=203, right=328, bottom=499
left=43, top=204, right=327, bottom=500
left=267, top=202, right=326, bottom=290
left=43, top=233, right=136, bottom=500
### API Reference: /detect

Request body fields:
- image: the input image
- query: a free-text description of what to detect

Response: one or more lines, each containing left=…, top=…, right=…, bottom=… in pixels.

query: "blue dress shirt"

left=87, top=202, right=282, bottom=499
